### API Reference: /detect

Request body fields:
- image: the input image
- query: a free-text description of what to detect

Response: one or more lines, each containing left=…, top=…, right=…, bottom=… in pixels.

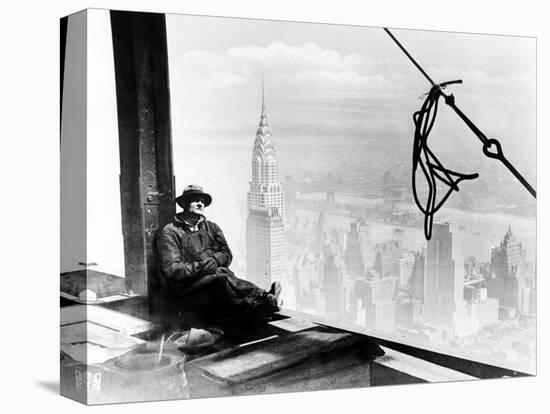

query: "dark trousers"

left=166, top=268, right=267, bottom=323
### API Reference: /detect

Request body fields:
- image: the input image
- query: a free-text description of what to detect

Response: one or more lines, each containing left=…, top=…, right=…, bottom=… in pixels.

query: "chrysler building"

left=245, top=84, right=286, bottom=289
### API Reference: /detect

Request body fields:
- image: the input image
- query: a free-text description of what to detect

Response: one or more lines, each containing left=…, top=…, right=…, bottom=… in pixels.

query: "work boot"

left=249, top=291, right=281, bottom=316
left=268, top=281, right=283, bottom=309
left=266, top=293, right=282, bottom=312
left=269, top=281, right=282, bottom=301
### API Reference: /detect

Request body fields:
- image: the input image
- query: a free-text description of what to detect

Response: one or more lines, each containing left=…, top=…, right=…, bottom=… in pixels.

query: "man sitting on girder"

left=157, top=184, right=282, bottom=324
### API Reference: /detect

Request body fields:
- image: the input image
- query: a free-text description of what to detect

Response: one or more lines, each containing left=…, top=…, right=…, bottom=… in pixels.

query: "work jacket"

left=158, top=213, right=233, bottom=286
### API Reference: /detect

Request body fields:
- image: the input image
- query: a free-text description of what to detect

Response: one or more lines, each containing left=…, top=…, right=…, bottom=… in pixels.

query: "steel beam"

left=110, top=11, right=175, bottom=296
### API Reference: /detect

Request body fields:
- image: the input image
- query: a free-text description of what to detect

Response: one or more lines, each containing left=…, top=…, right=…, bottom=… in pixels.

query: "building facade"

left=359, top=271, right=397, bottom=332
left=488, top=226, right=527, bottom=318
left=423, top=222, right=468, bottom=337
left=246, top=85, right=286, bottom=290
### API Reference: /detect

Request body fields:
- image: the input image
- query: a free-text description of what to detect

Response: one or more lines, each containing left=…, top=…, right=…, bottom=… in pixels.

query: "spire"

left=504, top=225, right=513, bottom=240
left=258, top=78, right=269, bottom=129
left=252, top=80, right=278, bottom=183
left=261, top=78, right=265, bottom=112
left=255, top=80, right=272, bottom=139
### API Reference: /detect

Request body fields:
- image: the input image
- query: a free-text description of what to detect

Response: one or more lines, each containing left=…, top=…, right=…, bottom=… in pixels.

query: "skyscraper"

left=293, top=253, right=323, bottom=312
left=374, top=239, right=403, bottom=279
left=358, top=271, right=396, bottom=332
left=491, top=226, right=523, bottom=280
left=397, top=252, right=416, bottom=288
left=322, top=244, right=345, bottom=318
left=344, top=218, right=367, bottom=279
left=488, top=226, right=526, bottom=318
left=463, top=286, right=499, bottom=334
left=245, top=84, right=286, bottom=289
left=409, top=251, right=425, bottom=301
left=423, top=222, right=468, bottom=337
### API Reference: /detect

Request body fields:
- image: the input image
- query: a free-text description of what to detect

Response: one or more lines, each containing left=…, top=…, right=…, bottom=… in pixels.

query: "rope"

left=413, top=84, right=479, bottom=240
left=384, top=28, right=437, bottom=88
left=383, top=28, right=536, bottom=240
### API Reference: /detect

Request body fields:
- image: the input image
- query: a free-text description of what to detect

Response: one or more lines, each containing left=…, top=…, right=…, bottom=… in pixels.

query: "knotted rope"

left=384, top=28, right=536, bottom=240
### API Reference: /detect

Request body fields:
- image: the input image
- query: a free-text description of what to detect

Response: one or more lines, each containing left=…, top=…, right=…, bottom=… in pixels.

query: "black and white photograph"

left=58, top=7, right=538, bottom=404
left=3, top=0, right=549, bottom=413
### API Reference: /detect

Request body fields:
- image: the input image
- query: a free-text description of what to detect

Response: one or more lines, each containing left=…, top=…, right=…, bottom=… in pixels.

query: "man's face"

left=186, top=197, right=206, bottom=215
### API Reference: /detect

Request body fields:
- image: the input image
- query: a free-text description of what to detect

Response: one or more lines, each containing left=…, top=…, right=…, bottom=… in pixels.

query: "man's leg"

left=218, top=271, right=281, bottom=313
left=168, top=275, right=250, bottom=324
left=180, top=274, right=249, bottom=307
left=217, top=269, right=265, bottom=299
left=174, top=272, right=280, bottom=319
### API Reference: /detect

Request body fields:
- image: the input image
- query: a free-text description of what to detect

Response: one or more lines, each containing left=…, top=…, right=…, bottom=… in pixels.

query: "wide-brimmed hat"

left=175, top=184, right=212, bottom=208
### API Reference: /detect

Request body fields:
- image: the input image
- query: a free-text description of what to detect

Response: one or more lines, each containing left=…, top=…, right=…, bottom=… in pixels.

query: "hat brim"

left=175, top=191, right=212, bottom=208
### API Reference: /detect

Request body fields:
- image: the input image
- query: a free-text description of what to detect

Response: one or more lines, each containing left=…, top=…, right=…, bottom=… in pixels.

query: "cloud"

left=210, top=72, right=247, bottom=87
left=181, top=41, right=390, bottom=91
left=226, top=42, right=365, bottom=73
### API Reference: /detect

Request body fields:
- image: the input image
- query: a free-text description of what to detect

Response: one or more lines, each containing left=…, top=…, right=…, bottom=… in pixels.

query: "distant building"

left=396, top=296, right=422, bottom=329
left=246, top=85, right=286, bottom=289
left=520, top=287, right=533, bottom=316
left=342, top=275, right=358, bottom=322
left=397, top=252, right=416, bottom=288
left=293, top=253, right=323, bottom=312
left=316, top=212, right=329, bottom=249
left=423, top=222, right=468, bottom=337
left=488, top=226, right=527, bottom=318
left=409, top=252, right=425, bottom=301
left=344, top=218, right=367, bottom=279
left=529, top=287, right=537, bottom=316
left=322, top=244, right=345, bottom=318
left=357, top=220, right=375, bottom=269
left=464, top=286, right=499, bottom=335
left=374, top=239, right=403, bottom=280
left=315, top=289, right=327, bottom=317
left=358, top=270, right=397, bottom=332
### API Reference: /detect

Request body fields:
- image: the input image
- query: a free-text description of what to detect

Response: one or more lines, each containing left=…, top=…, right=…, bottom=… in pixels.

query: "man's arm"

left=209, top=222, right=233, bottom=267
left=158, top=227, right=203, bottom=281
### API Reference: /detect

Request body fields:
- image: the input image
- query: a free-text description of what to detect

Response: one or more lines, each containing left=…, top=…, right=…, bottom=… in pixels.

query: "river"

left=296, top=192, right=536, bottom=263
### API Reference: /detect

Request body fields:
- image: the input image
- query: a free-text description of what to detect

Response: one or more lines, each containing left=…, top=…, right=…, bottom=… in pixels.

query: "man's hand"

left=195, top=251, right=211, bottom=262
left=200, top=257, right=218, bottom=274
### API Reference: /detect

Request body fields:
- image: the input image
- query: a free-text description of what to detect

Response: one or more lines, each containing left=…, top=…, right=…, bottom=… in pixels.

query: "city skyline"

left=166, top=14, right=537, bottom=374
left=286, top=195, right=535, bottom=372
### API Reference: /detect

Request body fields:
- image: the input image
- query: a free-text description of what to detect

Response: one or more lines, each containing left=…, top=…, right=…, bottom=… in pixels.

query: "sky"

left=165, top=13, right=536, bottom=232
left=166, top=13, right=535, bottom=161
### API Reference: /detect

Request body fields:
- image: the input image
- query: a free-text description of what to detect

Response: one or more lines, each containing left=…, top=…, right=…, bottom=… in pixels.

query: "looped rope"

left=384, top=28, right=536, bottom=240
left=412, top=83, right=479, bottom=240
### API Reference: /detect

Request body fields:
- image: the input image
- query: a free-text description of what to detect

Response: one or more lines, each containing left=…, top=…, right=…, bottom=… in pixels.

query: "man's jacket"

left=158, top=213, right=233, bottom=286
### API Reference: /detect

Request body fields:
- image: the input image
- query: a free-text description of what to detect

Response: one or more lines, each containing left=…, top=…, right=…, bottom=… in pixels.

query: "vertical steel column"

left=110, top=11, right=175, bottom=296
left=60, top=16, right=68, bottom=123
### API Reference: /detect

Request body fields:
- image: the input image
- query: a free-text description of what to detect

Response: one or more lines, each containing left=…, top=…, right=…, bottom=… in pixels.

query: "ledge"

left=277, top=308, right=531, bottom=379
left=372, top=347, right=476, bottom=385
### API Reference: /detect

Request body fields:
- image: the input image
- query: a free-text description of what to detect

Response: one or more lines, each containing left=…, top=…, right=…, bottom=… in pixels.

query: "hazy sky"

left=165, top=13, right=536, bottom=218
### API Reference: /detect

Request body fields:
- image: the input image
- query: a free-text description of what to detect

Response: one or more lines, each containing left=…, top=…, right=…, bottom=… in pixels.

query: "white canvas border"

left=1, top=0, right=547, bottom=413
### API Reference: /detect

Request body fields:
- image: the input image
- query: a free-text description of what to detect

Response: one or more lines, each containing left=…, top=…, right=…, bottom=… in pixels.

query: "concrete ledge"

left=372, top=347, right=477, bottom=386
left=277, top=308, right=529, bottom=378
